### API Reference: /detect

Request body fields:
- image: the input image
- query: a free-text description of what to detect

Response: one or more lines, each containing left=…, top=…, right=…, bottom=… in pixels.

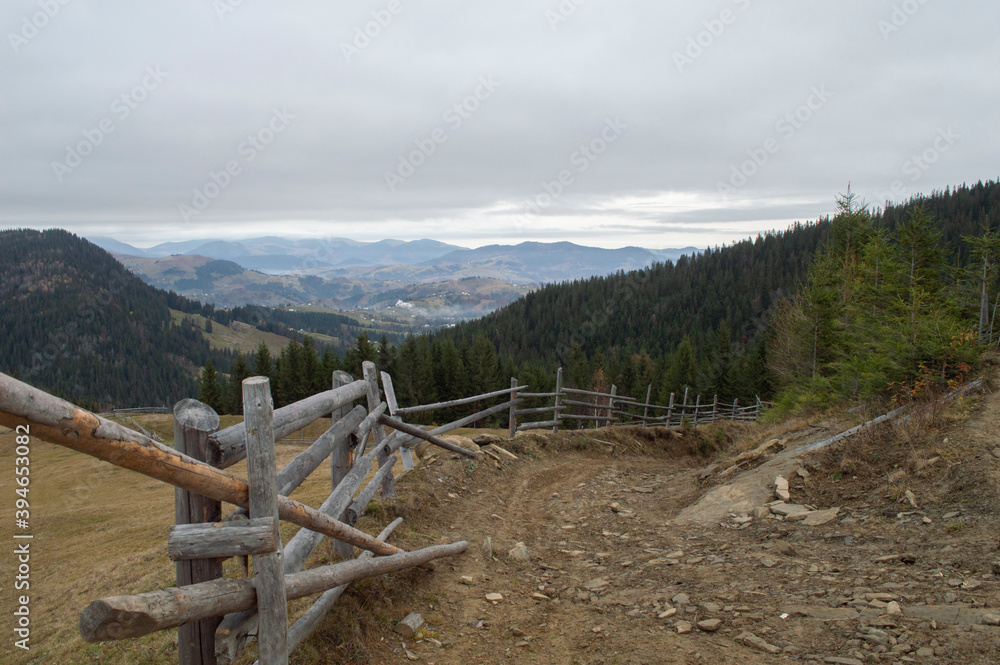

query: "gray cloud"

left=2, top=0, right=997, bottom=249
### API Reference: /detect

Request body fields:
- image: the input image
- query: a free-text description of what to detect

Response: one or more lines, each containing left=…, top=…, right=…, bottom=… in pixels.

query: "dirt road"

left=337, top=397, right=1000, bottom=665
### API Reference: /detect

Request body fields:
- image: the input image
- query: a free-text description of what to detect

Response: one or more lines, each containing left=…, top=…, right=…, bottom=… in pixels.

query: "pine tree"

left=198, top=359, right=224, bottom=413
left=227, top=351, right=250, bottom=415
left=660, top=336, right=696, bottom=402
left=253, top=342, right=273, bottom=381
left=301, top=336, right=321, bottom=394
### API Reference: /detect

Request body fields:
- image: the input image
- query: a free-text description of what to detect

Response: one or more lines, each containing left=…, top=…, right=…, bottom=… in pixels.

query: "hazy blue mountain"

left=414, top=241, right=684, bottom=283
left=86, top=236, right=150, bottom=257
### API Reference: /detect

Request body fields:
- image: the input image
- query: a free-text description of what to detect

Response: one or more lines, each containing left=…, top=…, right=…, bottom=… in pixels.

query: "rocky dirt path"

left=354, top=391, right=1000, bottom=665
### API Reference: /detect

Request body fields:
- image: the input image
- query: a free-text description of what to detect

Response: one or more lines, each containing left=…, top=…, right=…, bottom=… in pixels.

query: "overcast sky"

left=2, top=1, right=997, bottom=250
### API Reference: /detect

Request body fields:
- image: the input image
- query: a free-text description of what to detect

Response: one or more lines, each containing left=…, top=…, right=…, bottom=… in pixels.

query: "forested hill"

left=0, top=229, right=215, bottom=408
left=875, top=180, right=1000, bottom=264
left=440, top=222, right=830, bottom=368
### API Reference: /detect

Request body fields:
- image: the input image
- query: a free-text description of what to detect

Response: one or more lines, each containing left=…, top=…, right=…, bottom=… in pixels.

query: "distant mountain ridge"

left=87, top=236, right=466, bottom=272
left=89, top=235, right=698, bottom=285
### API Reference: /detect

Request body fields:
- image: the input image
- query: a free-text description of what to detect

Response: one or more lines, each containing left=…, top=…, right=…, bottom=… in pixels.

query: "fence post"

left=732, top=398, right=738, bottom=422
left=330, top=370, right=356, bottom=560
left=693, top=394, right=700, bottom=426
left=363, top=361, right=394, bottom=497
left=608, top=385, right=617, bottom=426
left=380, top=371, right=413, bottom=471
left=508, top=377, right=518, bottom=440
left=552, top=367, right=563, bottom=433
left=682, top=388, right=689, bottom=425
left=242, top=377, right=288, bottom=665
left=174, top=399, right=222, bottom=665
left=642, top=384, right=652, bottom=428
left=666, top=392, right=675, bottom=427
left=712, top=395, right=718, bottom=423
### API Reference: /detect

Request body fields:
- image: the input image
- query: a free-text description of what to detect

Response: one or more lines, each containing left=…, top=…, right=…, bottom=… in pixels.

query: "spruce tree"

left=198, top=359, right=224, bottom=413
left=227, top=351, right=250, bottom=415
left=253, top=341, right=273, bottom=381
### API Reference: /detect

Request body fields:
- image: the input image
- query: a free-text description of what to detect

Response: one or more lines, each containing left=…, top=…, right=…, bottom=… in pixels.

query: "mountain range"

left=87, top=235, right=697, bottom=283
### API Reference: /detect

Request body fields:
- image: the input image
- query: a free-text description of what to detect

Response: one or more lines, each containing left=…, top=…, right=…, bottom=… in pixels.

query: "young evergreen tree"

left=226, top=351, right=250, bottom=415
left=301, top=336, right=322, bottom=394
left=253, top=341, right=273, bottom=381
left=198, top=359, right=224, bottom=413
left=660, top=336, right=696, bottom=402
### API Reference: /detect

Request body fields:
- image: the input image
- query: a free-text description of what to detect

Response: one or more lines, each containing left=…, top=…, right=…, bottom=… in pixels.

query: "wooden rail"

left=0, top=370, right=469, bottom=665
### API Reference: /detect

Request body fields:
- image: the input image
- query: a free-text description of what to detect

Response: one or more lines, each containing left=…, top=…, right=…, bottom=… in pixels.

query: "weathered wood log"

left=362, top=362, right=393, bottom=498
left=607, top=385, right=617, bottom=425
left=227, top=405, right=368, bottom=522
left=558, top=414, right=613, bottom=422
left=516, top=392, right=558, bottom=398
left=393, top=385, right=526, bottom=415
left=168, top=518, right=278, bottom=561
left=371, top=398, right=521, bottom=454
left=242, top=378, right=288, bottom=665
left=380, top=371, right=399, bottom=414
left=0, top=373, right=401, bottom=557
left=379, top=415, right=478, bottom=458
left=379, top=373, right=414, bottom=470
left=347, top=456, right=397, bottom=524
left=173, top=399, right=223, bottom=665
left=80, top=541, right=468, bottom=642
left=559, top=398, right=608, bottom=408
left=329, top=435, right=355, bottom=560
left=642, top=383, right=653, bottom=428
left=552, top=367, right=563, bottom=433
left=216, top=432, right=412, bottom=664
left=209, top=379, right=369, bottom=468
left=350, top=402, right=386, bottom=454
left=514, top=405, right=566, bottom=416
left=516, top=419, right=560, bottom=431
left=330, top=371, right=354, bottom=421
left=330, top=373, right=361, bottom=559
left=508, top=377, right=518, bottom=440
left=284, top=518, right=403, bottom=656
left=560, top=386, right=632, bottom=400
left=275, top=405, right=366, bottom=497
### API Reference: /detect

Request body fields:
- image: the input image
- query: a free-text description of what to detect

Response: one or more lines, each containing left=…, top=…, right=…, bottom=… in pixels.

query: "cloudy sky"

left=2, top=1, right=997, bottom=250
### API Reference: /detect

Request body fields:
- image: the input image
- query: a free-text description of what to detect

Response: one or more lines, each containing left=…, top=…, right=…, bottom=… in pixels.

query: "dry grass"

left=0, top=414, right=398, bottom=665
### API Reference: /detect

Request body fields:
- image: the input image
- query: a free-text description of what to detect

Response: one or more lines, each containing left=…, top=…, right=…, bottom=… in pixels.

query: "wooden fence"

left=0, top=363, right=472, bottom=665
left=506, top=368, right=766, bottom=435
left=0, top=361, right=765, bottom=665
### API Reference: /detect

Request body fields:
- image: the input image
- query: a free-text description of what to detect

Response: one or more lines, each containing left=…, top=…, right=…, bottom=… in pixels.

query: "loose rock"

left=508, top=542, right=530, bottom=562
left=774, top=475, right=791, bottom=502
left=676, top=621, right=693, bottom=634
left=801, top=507, right=841, bottom=526
left=737, top=632, right=782, bottom=654
left=697, top=619, right=722, bottom=632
